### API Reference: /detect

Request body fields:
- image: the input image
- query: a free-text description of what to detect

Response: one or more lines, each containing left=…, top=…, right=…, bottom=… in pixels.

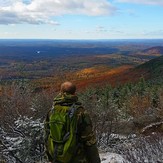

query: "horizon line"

left=0, top=38, right=163, bottom=41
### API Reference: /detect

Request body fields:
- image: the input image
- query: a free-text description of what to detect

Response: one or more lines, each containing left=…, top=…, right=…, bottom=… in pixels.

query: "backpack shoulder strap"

left=68, top=102, right=84, bottom=117
left=68, top=103, right=77, bottom=118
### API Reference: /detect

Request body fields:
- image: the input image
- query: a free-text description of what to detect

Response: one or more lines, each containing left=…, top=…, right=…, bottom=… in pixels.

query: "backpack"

left=47, top=103, right=80, bottom=163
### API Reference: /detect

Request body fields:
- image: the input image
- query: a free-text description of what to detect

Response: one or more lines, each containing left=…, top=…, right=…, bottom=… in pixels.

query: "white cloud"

left=116, top=0, right=163, bottom=6
left=142, top=30, right=163, bottom=36
left=96, top=26, right=108, bottom=32
left=0, top=0, right=116, bottom=25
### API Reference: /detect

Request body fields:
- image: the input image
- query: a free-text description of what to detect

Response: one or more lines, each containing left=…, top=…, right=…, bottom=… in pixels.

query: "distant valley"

left=0, top=39, right=163, bottom=90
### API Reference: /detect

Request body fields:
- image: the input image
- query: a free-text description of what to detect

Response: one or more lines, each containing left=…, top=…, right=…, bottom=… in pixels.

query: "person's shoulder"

left=75, top=103, right=90, bottom=118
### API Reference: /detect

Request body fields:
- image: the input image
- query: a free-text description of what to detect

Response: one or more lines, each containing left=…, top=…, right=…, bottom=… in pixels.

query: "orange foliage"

left=77, top=67, right=100, bottom=75
left=75, top=65, right=110, bottom=78
left=76, top=66, right=150, bottom=90
left=75, top=65, right=134, bottom=89
left=22, top=64, right=149, bottom=93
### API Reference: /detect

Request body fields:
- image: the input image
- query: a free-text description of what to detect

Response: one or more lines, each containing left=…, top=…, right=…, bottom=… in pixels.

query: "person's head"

left=60, top=81, right=76, bottom=95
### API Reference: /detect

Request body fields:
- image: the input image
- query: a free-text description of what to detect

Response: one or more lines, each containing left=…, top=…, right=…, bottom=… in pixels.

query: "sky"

left=0, top=0, right=163, bottom=39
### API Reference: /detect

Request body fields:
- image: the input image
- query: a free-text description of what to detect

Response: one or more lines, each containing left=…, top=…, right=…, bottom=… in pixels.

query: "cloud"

left=142, top=30, right=163, bottom=36
left=0, top=0, right=116, bottom=25
left=116, top=0, right=163, bottom=6
left=96, top=26, right=108, bottom=32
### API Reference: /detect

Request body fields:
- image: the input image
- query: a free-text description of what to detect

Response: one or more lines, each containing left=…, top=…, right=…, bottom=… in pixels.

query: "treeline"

left=0, top=79, right=163, bottom=162
left=79, top=78, right=163, bottom=144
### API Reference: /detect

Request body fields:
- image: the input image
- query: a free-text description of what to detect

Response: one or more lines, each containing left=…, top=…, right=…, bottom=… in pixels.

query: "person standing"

left=44, top=81, right=101, bottom=163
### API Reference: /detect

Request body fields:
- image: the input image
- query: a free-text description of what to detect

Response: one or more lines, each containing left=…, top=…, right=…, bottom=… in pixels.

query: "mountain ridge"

left=136, top=55, right=163, bottom=81
left=142, top=46, right=163, bottom=56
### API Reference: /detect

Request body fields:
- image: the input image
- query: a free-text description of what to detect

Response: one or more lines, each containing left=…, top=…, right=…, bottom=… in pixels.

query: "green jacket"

left=44, top=93, right=101, bottom=163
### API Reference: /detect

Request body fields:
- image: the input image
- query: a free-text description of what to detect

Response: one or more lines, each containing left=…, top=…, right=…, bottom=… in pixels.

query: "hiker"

left=44, top=81, right=101, bottom=163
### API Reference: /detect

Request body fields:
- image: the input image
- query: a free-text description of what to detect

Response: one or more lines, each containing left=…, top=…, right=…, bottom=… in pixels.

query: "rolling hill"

left=1, top=39, right=163, bottom=91
left=136, top=55, right=163, bottom=80
left=75, top=55, right=163, bottom=89
left=142, top=46, right=163, bottom=56
left=130, top=46, right=163, bottom=60
left=32, top=55, right=163, bottom=91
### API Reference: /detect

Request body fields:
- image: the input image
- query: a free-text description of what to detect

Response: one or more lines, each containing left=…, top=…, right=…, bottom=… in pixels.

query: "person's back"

left=44, top=82, right=101, bottom=163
